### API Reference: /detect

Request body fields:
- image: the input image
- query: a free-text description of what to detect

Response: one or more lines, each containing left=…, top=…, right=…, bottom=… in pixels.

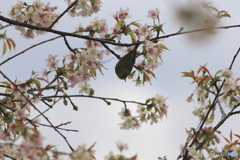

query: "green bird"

left=115, top=44, right=140, bottom=81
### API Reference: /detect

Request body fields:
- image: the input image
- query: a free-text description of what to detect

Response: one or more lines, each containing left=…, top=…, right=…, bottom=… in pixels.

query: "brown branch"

left=63, top=35, right=76, bottom=53
left=37, top=121, right=78, bottom=132
left=1, top=15, right=240, bottom=48
left=3, top=154, right=16, bottom=160
left=0, top=30, right=85, bottom=66
left=0, top=15, right=118, bottom=45
left=0, top=35, right=62, bottom=66
left=195, top=107, right=240, bottom=151
left=182, top=47, right=240, bottom=159
left=152, top=25, right=240, bottom=40
left=48, top=0, right=78, bottom=29
left=0, top=24, right=10, bottom=30
left=41, top=75, right=61, bottom=91
left=101, top=42, right=120, bottom=59
left=0, top=71, right=74, bottom=151
left=0, top=93, right=11, bottom=97
left=43, top=94, right=148, bottom=106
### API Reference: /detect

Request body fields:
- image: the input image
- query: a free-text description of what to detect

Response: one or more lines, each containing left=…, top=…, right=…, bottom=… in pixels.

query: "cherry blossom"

left=112, top=7, right=132, bottom=21
left=68, top=72, right=81, bottom=88
left=116, top=140, right=129, bottom=152
left=147, top=8, right=160, bottom=20
left=78, top=82, right=91, bottom=95
left=45, top=54, right=59, bottom=69
left=187, top=146, right=203, bottom=159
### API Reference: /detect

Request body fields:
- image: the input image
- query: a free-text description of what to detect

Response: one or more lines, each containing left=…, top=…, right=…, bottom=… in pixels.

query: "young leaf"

left=6, top=38, right=12, bottom=50
left=7, top=38, right=16, bottom=49
left=2, top=41, right=7, bottom=56
left=33, top=79, right=42, bottom=96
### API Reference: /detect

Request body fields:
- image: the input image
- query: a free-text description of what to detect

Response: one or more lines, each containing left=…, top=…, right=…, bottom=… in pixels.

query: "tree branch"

left=0, top=71, right=74, bottom=151
left=181, top=46, right=240, bottom=160
left=1, top=15, right=240, bottom=48
left=48, top=0, right=78, bottom=29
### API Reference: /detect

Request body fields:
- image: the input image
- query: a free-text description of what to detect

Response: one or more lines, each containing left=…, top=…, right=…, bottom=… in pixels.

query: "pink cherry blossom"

left=147, top=8, right=160, bottom=20
left=112, top=7, right=132, bottom=21
left=45, top=54, right=59, bottom=69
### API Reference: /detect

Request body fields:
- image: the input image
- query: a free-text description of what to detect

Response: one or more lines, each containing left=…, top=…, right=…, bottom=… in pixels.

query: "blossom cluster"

left=186, top=132, right=240, bottom=160
left=112, top=7, right=132, bottom=21
left=118, top=94, right=168, bottom=130
left=104, top=141, right=138, bottom=160
left=70, top=145, right=95, bottom=160
left=187, top=67, right=240, bottom=122
left=0, top=130, right=46, bottom=160
left=0, top=130, right=97, bottom=160
left=0, top=80, right=41, bottom=142
left=136, top=41, right=163, bottom=69
left=66, top=0, right=102, bottom=17
left=182, top=66, right=240, bottom=159
left=9, top=0, right=58, bottom=38
left=44, top=40, right=107, bottom=95
left=111, top=8, right=166, bottom=85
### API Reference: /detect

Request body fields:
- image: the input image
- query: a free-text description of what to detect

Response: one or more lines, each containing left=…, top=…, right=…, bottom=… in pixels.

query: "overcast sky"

left=1, top=0, right=240, bottom=159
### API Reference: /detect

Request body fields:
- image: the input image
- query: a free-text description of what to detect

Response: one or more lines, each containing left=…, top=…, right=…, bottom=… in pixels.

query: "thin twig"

left=43, top=94, right=148, bottom=106
left=3, top=154, right=16, bottom=160
left=48, top=0, right=78, bottom=29
left=37, top=122, right=78, bottom=132
left=0, top=35, right=61, bottom=66
left=63, top=35, right=76, bottom=53
left=101, top=42, right=120, bottom=58
left=182, top=47, right=240, bottom=159
left=0, top=24, right=10, bottom=30
left=217, top=98, right=226, bottom=119
left=0, top=71, right=74, bottom=151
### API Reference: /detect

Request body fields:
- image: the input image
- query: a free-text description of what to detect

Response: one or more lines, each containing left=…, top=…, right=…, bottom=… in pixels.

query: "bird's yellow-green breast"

left=115, top=45, right=139, bottom=80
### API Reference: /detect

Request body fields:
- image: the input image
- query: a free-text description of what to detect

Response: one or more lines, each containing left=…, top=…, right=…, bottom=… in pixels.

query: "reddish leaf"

left=6, top=38, right=12, bottom=50
left=129, top=155, right=138, bottom=160
left=7, top=38, right=16, bottom=49
left=222, top=135, right=230, bottom=144
left=182, top=71, right=195, bottom=78
left=145, top=69, right=156, bottom=78
left=87, top=141, right=96, bottom=152
left=37, top=77, right=49, bottom=84
left=45, top=145, right=55, bottom=151
left=197, top=64, right=208, bottom=74
left=233, top=133, right=240, bottom=139
left=129, top=21, right=141, bottom=27
left=230, top=129, right=233, bottom=143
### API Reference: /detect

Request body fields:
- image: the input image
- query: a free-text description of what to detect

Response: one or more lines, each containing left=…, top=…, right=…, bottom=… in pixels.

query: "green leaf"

left=32, top=70, right=37, bottom=75
left=2, top=41, right=7, bottom=56
left=0, top=81, right=10, bottom=86
left=159, top=44, right=170, bottom=51
left=33, top=79, right=42, bottom=96
left=90, top=68, right=96, bottom=78
left=129, top=31, right=137, bottom=42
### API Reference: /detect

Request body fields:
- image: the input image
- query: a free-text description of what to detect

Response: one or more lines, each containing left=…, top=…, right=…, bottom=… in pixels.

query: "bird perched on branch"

left=115, top=44, right=140, bottom=81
